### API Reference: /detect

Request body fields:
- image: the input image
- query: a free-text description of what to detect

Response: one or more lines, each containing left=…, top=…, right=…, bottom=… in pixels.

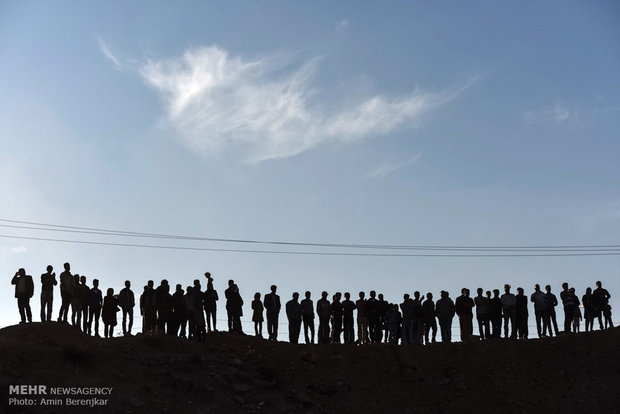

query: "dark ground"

left=1, top=322, right=619, bottom=413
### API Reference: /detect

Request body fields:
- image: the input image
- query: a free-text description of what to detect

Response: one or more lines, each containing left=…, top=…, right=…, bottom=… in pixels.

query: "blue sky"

left=1, top=1, right=619, bottom=336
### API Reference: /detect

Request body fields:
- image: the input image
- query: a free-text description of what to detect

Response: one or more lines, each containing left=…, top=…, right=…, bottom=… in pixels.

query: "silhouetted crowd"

left=11, top=263, right=615, bottom=344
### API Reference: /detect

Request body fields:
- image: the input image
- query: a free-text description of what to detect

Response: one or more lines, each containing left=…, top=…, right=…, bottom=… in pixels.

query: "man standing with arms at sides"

left=57, top=262, right=73, bottom=323
left=87, top=279, right=103, bottom=337
left=474, top=288, right=490, bottom=340
left=224, top=279, right=235, bottom=332
left=331, top=292, right=343, bottom=343
left=515, top=287, right=529, bottom=339
left=592, top=281, right=611, bottom=330
left=435, top=290, right=455, bottom=343
left=366, top=290, right=379, bottom=343
left=203, top=273, right=218, bottom=332
left=422, top=292, right=437, bottom=344
left=286, top=292, right=302, bottom=344
left=316, top=291, right=331, bottom=344
left=412, top=291, right=424, bottom=345
left=356, top=291, right=369, bottom=345
left=12, top=268, right=34, bottom=324
left=489, top=289, right=503, bottom=338
left=140, top=280, right=157, bottom=335
left=377, top=293, right=389, bottom=343
left=171, top=284, right=185, bottom=336
left=301, top=291, right=315, bottom=344
left=560, top=282, right=573, bottom=333
left=79, top=276, right=90, bottom=333
left=263, top=285, right=281, bottom=341
left=118, top=280, right=135, bottom=336
left=544, top=285, right=559, bottom=336
left=531, top=284, right=547, bottom=338
left=400, top=294, right=414, bottom=345
left=40, top=265, right=57, bottom=322
left=455, top=288, right=474, bottom=342
left=342, top=292, right=356, bottom=344
left=501, top=284, right=516, bottom=338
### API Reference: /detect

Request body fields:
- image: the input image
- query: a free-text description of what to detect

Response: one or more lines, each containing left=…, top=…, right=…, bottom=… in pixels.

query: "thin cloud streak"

left=524, top=104, right=577, bottom=124
left=0, top=246, right=27, bottom=262
left=97, top=36, right=121, bottom=69
left=367, top=153, right=423, bottom=178
left=138, top=45, right=473, bottom=162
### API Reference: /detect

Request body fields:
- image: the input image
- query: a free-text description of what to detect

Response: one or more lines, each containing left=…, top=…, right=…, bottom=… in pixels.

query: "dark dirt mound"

left=2, top=322, right=619, bottom=413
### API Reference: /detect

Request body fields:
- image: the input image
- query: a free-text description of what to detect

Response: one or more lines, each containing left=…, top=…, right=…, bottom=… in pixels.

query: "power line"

left=2, top=234, right=620, bottom=257
left=1, top=218, right=619, bottom=252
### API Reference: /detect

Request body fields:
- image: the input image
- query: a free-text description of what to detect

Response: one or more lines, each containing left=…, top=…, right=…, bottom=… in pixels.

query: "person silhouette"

left=435, top=290, right=455, bottom=343
left=474, top=288, right=490, bottom=340
left=57, top=262, right=73, bottom=323
left=501, top=284, right=516, bottom=338
left=356, top=292, right=369, bottom=345
left=252, top=292, right=264, bottom=338
left=489, top=289, right=503, bottom=338
left=40, top=265, right=57, bottom=322
left=140, top=281, right=157, bottom=336
left=530, top=284, right=547, bottom=338
left=603, top=304, right=613, bottom=328
left=572, top=305, right=582, bottom=333
left=118, top=280, right=135, bottom=336
left=171, top=284, right=185, bottom=336
left=161, top=281, right=174, bottom=336
left=400, top=294, right=414, bottom=345
left=330, top=292, right=343, bottom=344
left=412, top=291, right=424, bottom=345
left=455, top=288, right=474, bottom=342
left=182, top=286, right=194, bottom=339
left=12, top=268, right=34, bottom=324
left=544, top=285, right=559, bottom=337
left=70, top=274, right=82, bottom=328
left=263, top=285, right=281, bottom=341
left=377, top=293, right=389, bottom=343
left=102, top=288, right=119, bottom=338
left=592, top=281, right=611, bottom=330
left=286, top=292, right=302, bottom=344
left=582, top=287, right=594, bottom=332
left=203, top=274, right=219, bottom=332
left=386, top=303, right=401, bottom=344
left=229, top=284, right=244, bottom=334
left=366, top=291, right=379, bottom=343
left=560, top=282, right=573, bottom=333
left=87, top=279, right=103, bottom=337
left=70, top=275, right=86, bottom=330
left=192, top=279, right=206, bottom=341
left=317, top=291, right=331, bottom=344
left=341, top=292, right=356, bottom=344
left=156, top=279, right=172, bottom=334
left=422, top=292, right=437, bottom=344
left=515, top=287, right=529, bottom=339
left=561, top=287, right=580, bottom=334
left=79, top=276, right=90, bottom=333
left=301, top=291, right=315, bottom=344
left=225, top=280, right=235, bottom=332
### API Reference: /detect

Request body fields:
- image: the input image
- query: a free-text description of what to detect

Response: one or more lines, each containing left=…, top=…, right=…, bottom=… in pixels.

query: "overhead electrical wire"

left=1, top=234, right=620, bottom=257
left=1, top=218, right=619, bottom=253
left=0, top=218, right=619, bottom=257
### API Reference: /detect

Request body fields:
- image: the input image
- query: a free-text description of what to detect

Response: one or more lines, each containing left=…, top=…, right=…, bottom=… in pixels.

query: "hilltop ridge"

left=2, top=322, right=619, bottom=413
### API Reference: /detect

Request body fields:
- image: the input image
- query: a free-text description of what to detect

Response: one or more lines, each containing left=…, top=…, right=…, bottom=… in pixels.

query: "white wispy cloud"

left=97, top=36, right=121, bottom=69
left=0, top=246, right=27, bottom=262
left=137, top=45, right=472, bottom=162
left=336, top=20, right=349, bottom=31
left=524, top=104, right=577, bottom=124
left=367, top=153, right=423, bottom=178
left=575, top=200, right=620, bottom=230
